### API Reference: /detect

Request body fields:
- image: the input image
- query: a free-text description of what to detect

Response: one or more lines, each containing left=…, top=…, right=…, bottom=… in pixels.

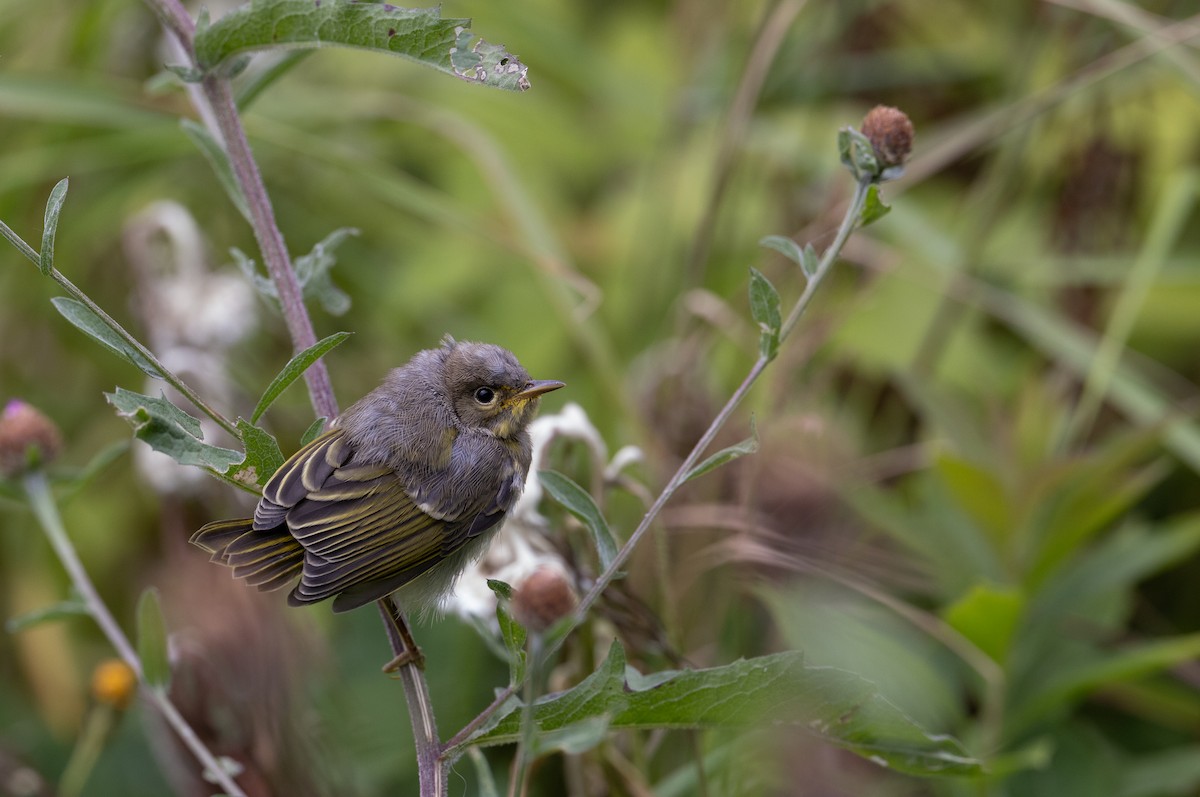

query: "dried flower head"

left=91, top=658, right=137, bottom=710
left=0, top=400, right=62, bottom=478
left=861, top=105, right=914, bottom=168
left=511, top=565, right=577, bottom=633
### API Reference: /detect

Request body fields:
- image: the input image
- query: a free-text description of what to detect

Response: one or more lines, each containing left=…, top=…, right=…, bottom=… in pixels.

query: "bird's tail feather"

left=190, top=519, right=303, bottom=593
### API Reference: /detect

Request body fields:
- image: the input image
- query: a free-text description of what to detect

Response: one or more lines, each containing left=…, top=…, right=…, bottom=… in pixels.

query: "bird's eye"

left=474, top=387, right=496, bottom=404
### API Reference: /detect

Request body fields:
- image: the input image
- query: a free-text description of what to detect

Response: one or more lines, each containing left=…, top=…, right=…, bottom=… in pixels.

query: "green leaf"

left=251, top=332, right=351, bottom=423
left=467, top=748, right=501, bottom=797
left=801, top=243, right=819, bottom=279
left=293, top=229, right=357, bottom=315
left=180, top=119, right=251, bottom=223
left=759, top=235, right=803, bottom=266
left=51, top=297, right=159, bottom=377
left=684, top=417, right=759, bottom=483
left=838, top=127, right=879, bottom=180
left=299, top=417, right=327, bottom=446
left=1117, top=746, right=1200, bottom=797
left=860, top=184, right=891, bottom=227
left=6, top=598, right=89, bottom=633
left=538, top=470, right=618, bottom=570
left=229, top=419, right=285, bottom=488
left=749, top=268, right=781, bottom=360
left=39, top=177, right=69, bottom=275
left=942, top=582, right=1024, bottom=663
left=457, top=641, right=981, bottom=776
left=136, top=587, right=171, bottom=690
left=488, top=579, right=526, bottom=685
left=106, top=388, right=242, bottom=473
left=194, top=1, right=531, bottom=92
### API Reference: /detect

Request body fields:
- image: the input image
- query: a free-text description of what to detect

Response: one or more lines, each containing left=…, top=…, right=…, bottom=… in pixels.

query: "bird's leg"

left=377, top=598, right=426, bottom=672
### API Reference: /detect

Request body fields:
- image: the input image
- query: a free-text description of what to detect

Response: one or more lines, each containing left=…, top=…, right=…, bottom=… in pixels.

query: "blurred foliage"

left=3, top=0, right=1200, bottom=794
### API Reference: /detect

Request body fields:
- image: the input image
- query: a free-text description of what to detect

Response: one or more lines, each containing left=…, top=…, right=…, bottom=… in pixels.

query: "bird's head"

left=442, top=341, right=564, bottom=439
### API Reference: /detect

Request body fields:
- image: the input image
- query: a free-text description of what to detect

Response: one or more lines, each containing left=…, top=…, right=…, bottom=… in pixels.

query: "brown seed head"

left=861, top=105, right=914, bottom=168
left=511, top=566, right=577, bottom=633
left=0, top=400, right=62, bottom=478
left=91, top=658, right=137, bottom=710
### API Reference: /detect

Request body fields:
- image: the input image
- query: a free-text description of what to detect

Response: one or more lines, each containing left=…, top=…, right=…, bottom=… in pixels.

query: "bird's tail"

left=190, top=519, right=304, bottom=593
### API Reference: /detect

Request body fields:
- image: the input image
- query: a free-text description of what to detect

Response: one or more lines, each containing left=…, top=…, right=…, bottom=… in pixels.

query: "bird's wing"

left=254, top=429, right=352, bottom=530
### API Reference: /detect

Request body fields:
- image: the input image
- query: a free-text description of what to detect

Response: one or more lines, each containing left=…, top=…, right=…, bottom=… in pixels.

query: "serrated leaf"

left=749, top=268, right=781, bottom=360
left=456, top=641, right=982, bottom=776
left=759, top=235, right=804, bottom=266
left=860, top=184, right=891, bottom=227
left=294, top=229, right=357, bottom=316
left=538, top=470, right=618, bottom=569
left=106, top=388, right=242, bottom=473
left=51, top=298, right=159, bottom=377
left=136, top=587, right=170, bottom=690
left=39, top=177, right=69, bottom=276
left=299, top=417, right=327, bottom=446
left=229, top=419, right=284, bottom=488
left=181, top=119, right=251, bottom=223
left=6, top=599, right=89, bottom=633
left=194, top=1, right=530, bottom=91
left=684, top=418, right=759, bottom=483
left=251, top=332, right=351, bottom=423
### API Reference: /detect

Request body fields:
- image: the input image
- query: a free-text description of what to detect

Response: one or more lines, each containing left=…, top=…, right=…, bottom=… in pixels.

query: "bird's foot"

left=382, top=646, right=426, bottom=673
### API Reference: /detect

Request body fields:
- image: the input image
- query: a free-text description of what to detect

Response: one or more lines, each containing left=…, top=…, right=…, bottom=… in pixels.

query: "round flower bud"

left=0, top=400, right=62, bottom=478
left=91, top=658, right=137, bottom=710
left=861, top=105, right=914, bottom=168
left=511, top=565, right=577, bottom=633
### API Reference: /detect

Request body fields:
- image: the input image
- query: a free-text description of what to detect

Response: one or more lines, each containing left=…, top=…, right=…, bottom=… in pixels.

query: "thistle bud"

left=91, top=658, right=137, bottom=710
left=861, top=105, right=914, bottom=168
left=511, top=566, right=577, bottom=633
left=0, top=400, right=62, bottom=478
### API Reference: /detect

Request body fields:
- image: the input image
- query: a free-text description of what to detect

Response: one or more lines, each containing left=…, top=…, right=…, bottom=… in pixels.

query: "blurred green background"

left=3, top=0, right=1200, bottom=794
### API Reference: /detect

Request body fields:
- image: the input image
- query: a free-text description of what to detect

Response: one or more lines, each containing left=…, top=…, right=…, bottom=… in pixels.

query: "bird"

left=190, top=337, right=564, bottom=618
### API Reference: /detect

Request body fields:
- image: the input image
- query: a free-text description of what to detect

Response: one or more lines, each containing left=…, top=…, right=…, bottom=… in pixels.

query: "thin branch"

left=0, top=219, right=239, bottom=439
left=23, top=472, right=247, bottom=797
left=377, top=601, right=443, bottom=796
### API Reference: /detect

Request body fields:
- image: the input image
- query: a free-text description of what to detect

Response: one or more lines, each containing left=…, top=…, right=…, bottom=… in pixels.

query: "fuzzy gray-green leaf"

left=684, top=417, right=759, bottom=483
left=860, top=184, right=892, bottom=227
left=51, top=298, right=159, bottom=377
left=194, top=0, right=530, bottom=91
left=759, top=235, right=804, bottom=266
left=299, top=417, right=327, bottom=446
left=39, top=178, right=69, bottom=276
left=229, top=419, right=285, bottom=488
left=538, top=470, right=619, bottom=569
left=251, top=332, right=351, bottom=423
left=106, top=388, right=242, bottom=473
left=181, top=119, right=251, bottom=223
left=458, top=640, right=982, bottom=776
left=749, top=268, right=781, bottom=360
left=6, top=598, right=89, bottom=633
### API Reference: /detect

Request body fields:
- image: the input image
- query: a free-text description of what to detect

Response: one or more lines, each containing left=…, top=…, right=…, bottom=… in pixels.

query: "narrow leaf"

left=759, top=235, right=804, bottom=266
left=538, top=470, right=618, bottom=569
left=458, top=641, right=981, bottom=776
left=801, top=243, right=819, bottom=279
left=106, top=388, right=242, bottom=473
left=194, top=1, right=531, bottom=92
left=6, top=599, right=89, bottom=633
left=299, top=417, right=327, bottom=446
left=860, top=184, right=891, bottom=227
left=229, top=419, right=285, bottom=488
left=749, top=268, right=781, bottom=360
left=467, top=748, right=501, bottom=797
left=488, top=580, right=526, bottom=685
left=39, top=178, right=69, bottom=276
left=684, top=417, right=759, bottom=483
left=292, top=229, right=357, bottom=315
left=180, top=119, right=251, bottom=223
left=251, top=332, right=351, bottom=423
left=136, top=587, right=171, bottom=689
left=51, top=297, right=159, bottom=377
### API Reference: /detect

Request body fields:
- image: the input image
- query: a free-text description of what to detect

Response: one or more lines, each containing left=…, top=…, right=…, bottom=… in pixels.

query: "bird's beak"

left=514, top=379, right=566, bottom=401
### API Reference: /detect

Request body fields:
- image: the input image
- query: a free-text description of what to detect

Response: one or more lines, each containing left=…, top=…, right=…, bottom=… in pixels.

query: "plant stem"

left=199, top=75, right=339, bottom=421
left=0, top=219, right=239, bottom=440
left=577, top=176, right=873, bottom=618
left=22, top=472, right=247, bottom=797
left=378, top=600, right=443, bottom=797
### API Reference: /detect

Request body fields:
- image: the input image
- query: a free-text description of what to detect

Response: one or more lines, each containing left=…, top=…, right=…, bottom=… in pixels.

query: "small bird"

left=191, top=338, right=564, bottom=616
